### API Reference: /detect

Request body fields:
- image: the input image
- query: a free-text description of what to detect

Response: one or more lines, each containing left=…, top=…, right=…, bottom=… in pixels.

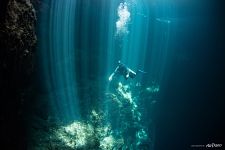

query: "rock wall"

left=0, top=0, right=37, bottom=149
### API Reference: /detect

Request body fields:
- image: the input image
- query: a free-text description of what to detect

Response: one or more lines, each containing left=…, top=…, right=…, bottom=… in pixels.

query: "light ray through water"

left=37, top=0, right=172, bottom=149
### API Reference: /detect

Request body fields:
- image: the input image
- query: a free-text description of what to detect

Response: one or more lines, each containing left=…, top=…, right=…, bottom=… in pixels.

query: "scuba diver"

left=109, top=60, right=146, bottom=81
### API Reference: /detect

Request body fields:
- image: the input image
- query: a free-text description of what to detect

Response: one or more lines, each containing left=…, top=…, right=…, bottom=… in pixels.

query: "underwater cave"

left=0, top=0, right=225, bottom=150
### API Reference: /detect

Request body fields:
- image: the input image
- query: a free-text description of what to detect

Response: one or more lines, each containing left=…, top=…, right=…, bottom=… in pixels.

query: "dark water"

left=29, top=0, right=225, bottom=149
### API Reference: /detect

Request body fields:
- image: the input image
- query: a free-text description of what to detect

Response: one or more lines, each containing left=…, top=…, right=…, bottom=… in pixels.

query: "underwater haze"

left=28, top=0, right=225, bottom=149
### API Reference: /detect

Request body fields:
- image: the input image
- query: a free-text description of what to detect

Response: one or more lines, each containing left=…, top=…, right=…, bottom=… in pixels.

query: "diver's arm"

left=109, top=72, right=115, bottom=81
left=109, top=66, right=119, bottom=81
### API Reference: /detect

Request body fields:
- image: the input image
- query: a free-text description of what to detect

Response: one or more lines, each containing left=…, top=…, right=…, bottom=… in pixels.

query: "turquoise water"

left=38, top=0, right=169, bottom=113
left=34, top=0, right=223, bottom=149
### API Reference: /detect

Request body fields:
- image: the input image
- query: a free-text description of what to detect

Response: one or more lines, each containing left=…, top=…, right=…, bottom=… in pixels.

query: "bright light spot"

left=116, top=2, right=130, bottom=35
left=100, top=135, right=115, bottom=149
left=146, top=85, right=160, bottom=93
left=91, top=110, right=98, bottom=118
left=117, top=82, right=132, bottom=103
left=136, top=128, right=148, bottom=146
left=56, top=121, right=94, bottom=148
left=136, top=129, right=148, bottom=140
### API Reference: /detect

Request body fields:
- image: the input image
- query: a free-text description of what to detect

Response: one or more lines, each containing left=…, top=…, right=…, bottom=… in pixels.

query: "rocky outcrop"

left=0, top=0, right=36, bottom=81
left=28, top=82, right=158, bottom=150
left=0, top=0, right=37, bottom=149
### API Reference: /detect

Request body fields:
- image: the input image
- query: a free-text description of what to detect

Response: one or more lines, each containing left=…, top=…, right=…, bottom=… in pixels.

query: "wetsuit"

left=109, top=61, right=137, bottom=81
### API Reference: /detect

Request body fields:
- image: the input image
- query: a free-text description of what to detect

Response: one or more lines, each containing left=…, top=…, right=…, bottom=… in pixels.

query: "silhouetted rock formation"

left=0, top=0, right=37, bottom=149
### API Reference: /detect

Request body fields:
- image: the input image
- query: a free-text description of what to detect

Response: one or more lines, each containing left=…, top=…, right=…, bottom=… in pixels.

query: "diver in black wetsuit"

left=109, top=60, right=146, bottom=81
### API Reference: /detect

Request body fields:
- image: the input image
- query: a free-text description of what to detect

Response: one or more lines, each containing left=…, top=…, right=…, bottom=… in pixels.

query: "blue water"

left=34, top=0, right=224, bottom=149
